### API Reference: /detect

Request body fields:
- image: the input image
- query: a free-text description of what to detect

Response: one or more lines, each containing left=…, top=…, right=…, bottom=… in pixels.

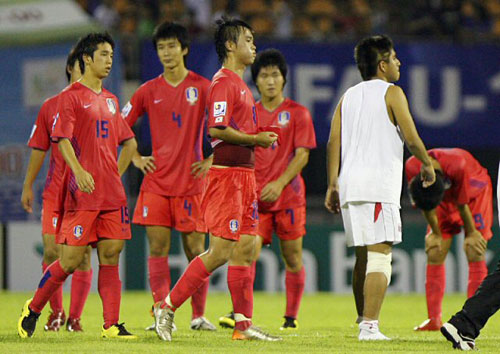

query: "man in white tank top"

left=325, top=35, right=435, bottom=341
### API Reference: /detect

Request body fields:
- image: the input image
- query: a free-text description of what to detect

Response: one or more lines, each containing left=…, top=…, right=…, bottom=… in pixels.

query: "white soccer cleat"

left=153, top=302, right=175, bottom=342
left=232, top=326, right=282, bottom=341
left=145, top=321, right=177, bottom=332
left=440, top=322, right=475, bottom=351
left=358, top=320, right=391, bottom=341
left=191, top=317, right=216, bottom=331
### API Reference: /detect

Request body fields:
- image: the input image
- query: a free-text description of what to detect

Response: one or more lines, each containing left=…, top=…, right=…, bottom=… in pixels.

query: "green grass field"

left=1, top=291, right=499, bottom=353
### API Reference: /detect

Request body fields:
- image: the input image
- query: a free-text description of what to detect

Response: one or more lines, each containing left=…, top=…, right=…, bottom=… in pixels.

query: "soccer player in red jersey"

left=219, top=49, right=317, bottom=331
left=18, top=33, right=138, bottom=339
left=406, top=148, right=493, bottom=331
left=122, top=22, right=215, bottom=331
left=21, top=47, right=92, bottom=333
left=153, top=17, right=281, bottom=342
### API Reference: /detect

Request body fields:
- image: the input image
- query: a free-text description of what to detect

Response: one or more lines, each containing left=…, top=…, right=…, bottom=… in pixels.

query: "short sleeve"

left=122, top=84, right=146, bottom=127
left=207, top=78, right=234, bottom=128
left=51, top=91, right=77, bottom=141
left=293, top=107, right=317, bottom=150
left=117, top=113, right=135, bottom=144
left=27, top=101, right=51, bottom=150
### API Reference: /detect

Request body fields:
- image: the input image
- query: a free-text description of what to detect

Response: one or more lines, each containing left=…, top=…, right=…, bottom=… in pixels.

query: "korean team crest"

left=52, top=217, right=58, bottom=228
left=278, top=111, right=290, bottom=126
left=185, top=87, right=199, bottom=105
left=106, top=98, right=117, bottom=114
left=143, top=206, right=148, bottom=218
left=229, top=219, right=239, bottom=234
left=73, top=225, right=84, bottom=239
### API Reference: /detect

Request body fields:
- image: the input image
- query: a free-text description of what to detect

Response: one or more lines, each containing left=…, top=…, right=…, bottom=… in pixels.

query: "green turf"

left=1, top=291, right=499, bottom=353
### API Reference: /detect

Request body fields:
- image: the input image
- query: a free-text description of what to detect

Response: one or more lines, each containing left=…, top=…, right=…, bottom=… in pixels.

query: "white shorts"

left=341, top=202, right=402, bottom=247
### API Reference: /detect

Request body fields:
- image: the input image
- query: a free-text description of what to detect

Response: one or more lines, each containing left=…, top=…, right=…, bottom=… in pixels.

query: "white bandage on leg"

left=366, top=251, right=392, bottom=286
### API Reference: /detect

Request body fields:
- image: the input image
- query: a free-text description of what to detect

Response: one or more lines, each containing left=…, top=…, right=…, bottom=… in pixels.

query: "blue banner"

left=141, top=41, right=500, bottom=148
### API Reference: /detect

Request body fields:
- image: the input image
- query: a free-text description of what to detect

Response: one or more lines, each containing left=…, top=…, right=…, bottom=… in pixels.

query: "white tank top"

left=339, top=79, right=404, bottom=206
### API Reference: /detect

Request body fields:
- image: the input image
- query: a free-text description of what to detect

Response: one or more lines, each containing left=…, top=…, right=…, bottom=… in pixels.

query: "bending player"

left=325, top=35, right=435, bottom=340
left=219, top=49, right=316, bottom=331
left=406, top=148, right=492, bottom=331
left=18, top=32, right=137, bottom=339
left=21, top=47, right=92, bottom=332
left=122, top=21, right=215, bottom=331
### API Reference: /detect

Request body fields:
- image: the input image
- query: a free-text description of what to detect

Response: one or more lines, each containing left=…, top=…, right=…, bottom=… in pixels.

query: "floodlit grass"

left=1, top=291, right=500, bottom=353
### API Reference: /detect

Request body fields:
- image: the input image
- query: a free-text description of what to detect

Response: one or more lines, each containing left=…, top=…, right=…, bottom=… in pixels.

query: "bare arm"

left=209, top=126, right=277, bottom=148
left=21, top=149, right=46, bottom=213
left=459, top=203, right=487, bottom=254
left=191, top=154, right=213, bottom=178
left=422, top=208, right=443, bottom=252
left=131, top=148, right=156, bottom=175
left=261, top=148, right=310, bottom=202
left=118, top=138, right=138, bottom=176
left=324, top=98, right=342, bottom=213
left=58, top=138, right=94, bottom=193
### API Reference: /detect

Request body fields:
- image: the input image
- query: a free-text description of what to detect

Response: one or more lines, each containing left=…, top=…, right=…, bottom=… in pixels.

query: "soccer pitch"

left=2, top=292, right=500, bottom=353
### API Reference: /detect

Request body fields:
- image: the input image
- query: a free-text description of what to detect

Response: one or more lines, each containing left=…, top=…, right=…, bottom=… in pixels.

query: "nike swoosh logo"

left=240, top=90, right=245, bottom=95
left=83, top=104, right=92, bottom=109
left=154, top=99, right=163, bottom=104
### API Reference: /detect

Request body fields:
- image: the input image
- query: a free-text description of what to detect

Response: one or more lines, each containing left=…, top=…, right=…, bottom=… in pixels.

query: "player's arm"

left=261, top=148, right=309, bottom=202
left=209, top=126, right=277, bottom=148
left=458, top=203, right=487, bottom=254
left=325, top=98, right=342, bottom=214
left=191, top=154, right=213, bottom=178
left=131, top=149, right=156, bottom=175
left=386, top=85, right=435, bottom=187
left=118, top=138, right=138, bottom=176
left=422, top=209, right=443, bottom=253
left=58, top=138, right=95, bottom=194
left=21, top=149, right=46, bottom=213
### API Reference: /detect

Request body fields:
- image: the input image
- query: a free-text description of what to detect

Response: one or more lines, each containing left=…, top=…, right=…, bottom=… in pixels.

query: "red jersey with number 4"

left=255, top=99, right=317, bottom=211
left=405, top=148, right=490, bottom=205
left=207, top=68, right=258, bottom=168
left=123, top=72, right=209, bottom=196
left=51, top=82, right=134, bottom=211
left=27, top=94, right=65, bottom=204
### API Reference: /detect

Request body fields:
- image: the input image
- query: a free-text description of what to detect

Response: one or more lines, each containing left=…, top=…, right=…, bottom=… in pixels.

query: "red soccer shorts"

left=41, top=199, right=60, bottom=236
left=426, top=180, right=493, bottom=240
left=201, top=167, right=258, bottom=241
left=58, top=206, right=132, bottom=246
left=258, top=206, right=306, bottom=245
left=132, top=191, right=207, bottom=233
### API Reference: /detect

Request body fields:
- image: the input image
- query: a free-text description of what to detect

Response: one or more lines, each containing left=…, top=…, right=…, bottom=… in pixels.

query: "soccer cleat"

left=358, top=321, right=391, bottom=341
left=44, top=310, right=66, bottom=331
left=18, top=298, right=40, bottom=338
left=440, top=322, right=475, bottom=351
left=414, top=317, right=443, bottom=331
left=101, top=323, right=137, bottom=339
left=66, top=317, right=83, bottom=332
left=280, top=316, right=298, bottom=330
left=145, top=321, right=177, bottom=332
left=153, top=302, right=175, bottom=341
left=191, top=316, right=216, bottom=331
left=219, top=311, right=235, bottom=329
left=232, top=326, right=283, bottom=341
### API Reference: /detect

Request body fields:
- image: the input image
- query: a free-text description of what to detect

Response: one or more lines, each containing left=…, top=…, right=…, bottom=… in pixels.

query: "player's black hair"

left=75, top=32, right=115, bottom=71
left=354, top=35, right=394, bottom=80
left=409, top=170, right=445, bottom=211
left=152, top=21, right=190, bottom=50
left=214, top=16, right=253, bottom=64
left=65, top=46, right=83, bottom=82
left=251, top=48, right=287, bottom=88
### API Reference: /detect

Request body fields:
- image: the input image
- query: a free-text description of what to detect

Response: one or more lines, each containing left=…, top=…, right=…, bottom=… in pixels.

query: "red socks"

left=285, top=267, right=306, bottom=319
left=168, top=256, right=211, bottom=310
left=148, top=256, right=171, bottom=303
left=31, top=260, right=70, bottom=313
left=42, top=262, right=64, bottom=313
left=70, top=269, right=92, bottom=319
left=191, top=279, right=209, bottom=319
left=426, top=264, right=445, bottom=320
left=249, top=261, right=257, bottom=286
left=228, top=265, right=253, bottom=331
left=468, top=260, right=487, bottom=298
left=98, top=265, right=121, bottom=329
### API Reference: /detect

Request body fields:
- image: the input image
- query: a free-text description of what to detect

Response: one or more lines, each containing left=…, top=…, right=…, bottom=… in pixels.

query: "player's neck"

left=261, top=94, right=285, bottom=112
left=162, top=65, right=189, bottom=87
left=79, top=74, right=102, bottom=94
left=222, top=58, right=247, bottom=78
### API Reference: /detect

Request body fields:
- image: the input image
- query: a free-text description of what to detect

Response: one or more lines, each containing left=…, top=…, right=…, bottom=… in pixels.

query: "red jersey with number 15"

left=27, top=94, right=65, bottom=204
left=123, top=72, right=210, bottom=196
left=255, top=99, right=317, bottom=212
left=51, top=82, right=134, bottom=211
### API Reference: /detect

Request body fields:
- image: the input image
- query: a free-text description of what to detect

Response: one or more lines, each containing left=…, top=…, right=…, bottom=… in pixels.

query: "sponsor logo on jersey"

left=52, top=217, right=58, bottom=228
left=143, top=206, right=148, bottom=218
left=121, top=102, right=132, bottom=117
left=73, top=225, right=83, bottom=239
left=29, top=124, right=37, bottom=140
left=214, top=101, right=227, bottom=117
left=154, top=99, right=163, bottom=104
left=106, top=98, right=117, bottom=114
left=229, top=219, right=239, bottom=233
left=186, top=87, right=198, bottom=105
left=51, top=113, right=59, bottom=133
left=278, top=111, right=290, bottom=126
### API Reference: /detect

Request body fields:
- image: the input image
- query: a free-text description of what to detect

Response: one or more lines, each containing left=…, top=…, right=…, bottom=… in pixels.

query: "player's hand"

left=75, top=168, right=95, bottom=194
left=191, top=158, right=212, bottom=178
left=324, top=183, right=341, bottom=214
left=420, top=163, right=436, bottom=188
left=21, top=186, right=34, bottom=213
left=260, top=180, right=285, bottom=202
left=254, top=131, right=278, bottom=148
left=133, top=155, right=156, bottom=174
left=425, top=232, right=442, bottom=253
left=464, top=229, right=487, bottom=256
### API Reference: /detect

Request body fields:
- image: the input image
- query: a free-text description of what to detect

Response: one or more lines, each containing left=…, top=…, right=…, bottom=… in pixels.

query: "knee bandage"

left=366, top=251, right=392, bottom=286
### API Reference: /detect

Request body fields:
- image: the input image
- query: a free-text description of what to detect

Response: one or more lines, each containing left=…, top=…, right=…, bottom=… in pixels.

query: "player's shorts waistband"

left=210, top=166, right=255, bottom=173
